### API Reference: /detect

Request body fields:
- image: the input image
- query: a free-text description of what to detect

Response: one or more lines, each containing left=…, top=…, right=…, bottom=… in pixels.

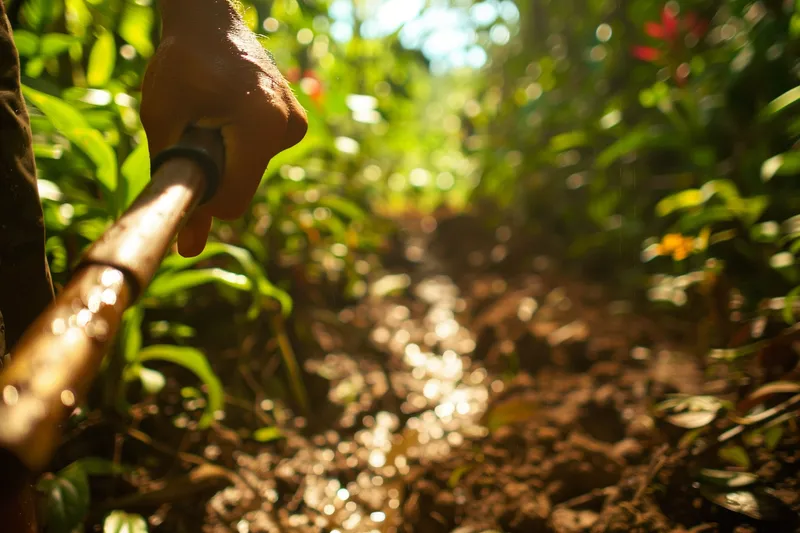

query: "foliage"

left=6, top=0, right=800, bottom=528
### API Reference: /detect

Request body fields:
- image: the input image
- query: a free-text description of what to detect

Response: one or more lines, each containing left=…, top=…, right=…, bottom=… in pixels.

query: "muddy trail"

left=102, top=214, right=800, bottom=533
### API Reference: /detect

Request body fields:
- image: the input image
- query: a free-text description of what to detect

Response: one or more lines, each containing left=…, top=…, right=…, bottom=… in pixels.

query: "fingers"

left=177, top=206, right=213, bottom=258
left=209, top=108, right=284, bottom=220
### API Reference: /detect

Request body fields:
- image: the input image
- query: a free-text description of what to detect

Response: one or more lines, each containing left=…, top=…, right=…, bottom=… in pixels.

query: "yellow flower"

left=661, top=233, right=685, bottom=253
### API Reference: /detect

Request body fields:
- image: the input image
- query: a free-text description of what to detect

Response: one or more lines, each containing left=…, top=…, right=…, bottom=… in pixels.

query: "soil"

left=73, top=213, right=800, bottom=533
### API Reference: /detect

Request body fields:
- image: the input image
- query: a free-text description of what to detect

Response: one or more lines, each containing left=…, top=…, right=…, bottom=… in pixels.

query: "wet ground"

left=91, top=214, right=800, bottom=533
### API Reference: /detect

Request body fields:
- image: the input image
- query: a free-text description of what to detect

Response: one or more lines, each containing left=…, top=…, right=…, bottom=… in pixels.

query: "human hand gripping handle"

left=141, top=0, right=308, bottom=257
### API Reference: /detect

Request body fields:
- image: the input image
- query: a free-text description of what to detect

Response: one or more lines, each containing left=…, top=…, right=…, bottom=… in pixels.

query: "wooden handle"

left=0, top=127, right=224, bottom=473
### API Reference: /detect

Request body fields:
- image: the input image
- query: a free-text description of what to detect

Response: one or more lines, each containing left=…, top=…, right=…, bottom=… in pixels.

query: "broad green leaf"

left=761, top=152, right=800, bottom=181
left=252, top=426, right=285, bottom=442
left=12, top=30, right=39, bottom=56
left=39, top=33, right=78, bottom=58
left=120, top=139, right=150, bottom=208
left=147, top=268, right=251, bottom=299
left=37, top=462, right=91, bottom=532
left=87, top=29, right=116, bottom=87
left=22, top=86, right=118, bottom=202
left=138, top=345, right=223, bottom=427
left=104, top=511, right=148, bottom=533
left=119, top=4, right=154, bottom=57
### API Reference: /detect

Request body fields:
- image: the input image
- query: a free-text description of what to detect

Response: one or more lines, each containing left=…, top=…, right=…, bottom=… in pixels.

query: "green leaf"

left=761, top=86, right=800, bottom=119
left=72, top=457, right=129, bottom=476
left=119, top=4, right=154, bottom=57
left=596, top=127, right=664, bottom=169
left=549, top=130, right=588, bottom=152
left=160, top=242, right=293, bottom=316
left=315, top=196, right=367, bottom=222
left=121, top=306, right=143, bottom=363
left=39, top=33, right=78, bottom=58
left=719, top=444, right=751, bottom=469
left=761, top=152, right=800, bottom=181
left=22, top=86, right=118, bottom=202
left=12, top=30, right=40, bottom=56
left=147, top=268, right=251, bottom=299
left=120, top=139, right=150, bottom=209
left=655, top=189, right=704, bottom=217
left=783, top=286, right=800, bottom=324
left=37, top=462, right=91, bottom=532
left=87, top=29, right=116, bottom=88
left=252, top=426, right=285, bottom=442
left=763, top=425, right=784, bottom=450
left=138, top=345, right=223, bottom=427
left=104, top=511, right=148, bottom=533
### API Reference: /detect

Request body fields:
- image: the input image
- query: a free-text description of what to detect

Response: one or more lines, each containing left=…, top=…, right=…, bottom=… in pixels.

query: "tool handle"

left=0, top=127, right=224, bottom=473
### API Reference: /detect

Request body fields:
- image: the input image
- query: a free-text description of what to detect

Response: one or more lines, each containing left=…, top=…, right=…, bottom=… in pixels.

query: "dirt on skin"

left=87, top=212, right=799, bottom=533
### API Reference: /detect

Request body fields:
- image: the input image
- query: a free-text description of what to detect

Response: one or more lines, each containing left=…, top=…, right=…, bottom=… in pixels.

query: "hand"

left=140, top=0, right=308, bottom=257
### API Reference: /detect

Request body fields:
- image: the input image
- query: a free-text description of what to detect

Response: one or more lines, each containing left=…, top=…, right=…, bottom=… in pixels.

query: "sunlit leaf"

left=655, top=394, right=728, bottom=429
left=138, top=345, right=223, bottom=427
left=761, top=152, right=800, bottom=181
left=147, top=268, right=251, bottom=299
left=160, top=242, right=292, bottom=315
left=655, top=189, right=704, bottom=217
left=120, top=139, right=150, bottom=208
left=761, top=86, right=800, bottom=119
left=103, top=511, right=148, bottom=533
left=22, top=86, right=118, bottom=203
left=87, top=29, right=117, bottom=87
left=252, top=426, right=285, bottom=442
left=699, top=469, right=758, bottom=489
left=39, top=33, right=78, bottom=58
left=12, top=30, right=40, bottom=56
left=119, top=4, right=154, bottom=57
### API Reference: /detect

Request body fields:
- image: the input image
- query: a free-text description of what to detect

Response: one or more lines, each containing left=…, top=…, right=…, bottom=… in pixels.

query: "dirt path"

left=159, top=215, right=798, bottom=533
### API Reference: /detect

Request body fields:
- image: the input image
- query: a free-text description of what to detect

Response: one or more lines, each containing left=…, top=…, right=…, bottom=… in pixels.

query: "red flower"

left=632, top=45, right=662, bottom=62
left=631, top=3, right=708, bottom=85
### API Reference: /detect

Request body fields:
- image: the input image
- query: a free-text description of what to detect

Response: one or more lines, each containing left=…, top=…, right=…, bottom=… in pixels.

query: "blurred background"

left=5, top=0, right=800, bottom=531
